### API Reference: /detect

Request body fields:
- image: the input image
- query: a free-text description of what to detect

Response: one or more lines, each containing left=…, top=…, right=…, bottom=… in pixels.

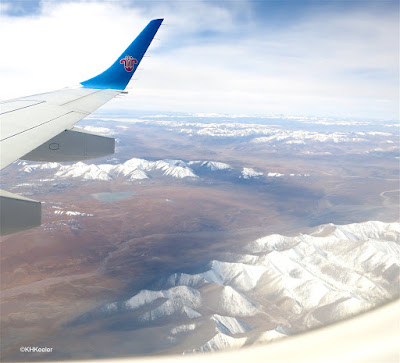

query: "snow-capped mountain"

left=102, top=116, right=395, bottom=144
left=188, top=161, right=232, bottom=171
left=16, top=158, right=294, bottom=182
left=124, top=286, right=202, bottom=322
left=89, top=220, right=399, bottom=354
left=189, top=333, right=247, bottom=353
left=53, top=210, right=94, bottom=217
left=241, top=167, right=264, bottom=179
left=21, top=162, right=59, bottom=173
left=18, top=159, right=198, bottom=181
left=164, top=260, right=267, bottom=292
left=88, top=113, right=397, bottom=158
left=211, top=314, right=252, bottom=335
left=250, top=131, right=367, bottom=144
left=56, top=162, right=113, bottom=181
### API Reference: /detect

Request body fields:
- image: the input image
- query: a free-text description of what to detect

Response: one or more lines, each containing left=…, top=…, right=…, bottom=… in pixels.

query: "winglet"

left=81, top=19, right=163, bottom=90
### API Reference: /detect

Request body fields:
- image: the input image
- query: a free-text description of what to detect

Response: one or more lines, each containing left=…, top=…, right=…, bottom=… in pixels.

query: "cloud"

left=1, top=0, right=42, bottom=17
left=0, top=0, right=398, bottom=119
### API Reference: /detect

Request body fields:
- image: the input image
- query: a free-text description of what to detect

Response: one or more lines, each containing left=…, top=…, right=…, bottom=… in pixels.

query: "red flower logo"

left=120, top=56, right=138, bottom=72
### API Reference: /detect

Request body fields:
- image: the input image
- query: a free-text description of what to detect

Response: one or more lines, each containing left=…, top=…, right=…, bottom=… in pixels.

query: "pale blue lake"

left=91, top=191, right=135, bottom=202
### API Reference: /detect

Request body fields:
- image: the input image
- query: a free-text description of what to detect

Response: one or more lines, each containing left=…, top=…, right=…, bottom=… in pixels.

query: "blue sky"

left=0, top=0, right=398, bottom=120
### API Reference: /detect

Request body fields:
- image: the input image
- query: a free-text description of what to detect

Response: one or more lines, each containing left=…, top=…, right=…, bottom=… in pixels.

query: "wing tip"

left=80, top=18, right=163, bottom=90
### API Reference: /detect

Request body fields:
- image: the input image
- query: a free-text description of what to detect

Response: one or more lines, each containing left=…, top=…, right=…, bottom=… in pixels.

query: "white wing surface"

left=0, top=19, right=163, bottom=235
left=0, top=88, right=120, bottom=169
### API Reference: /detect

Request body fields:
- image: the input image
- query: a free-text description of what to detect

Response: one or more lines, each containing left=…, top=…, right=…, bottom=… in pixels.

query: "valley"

left=1, top=112, right=399, bottom=361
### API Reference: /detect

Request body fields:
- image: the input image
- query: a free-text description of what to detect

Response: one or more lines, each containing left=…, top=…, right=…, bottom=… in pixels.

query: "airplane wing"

left=0, top=18, right=163, bottom=235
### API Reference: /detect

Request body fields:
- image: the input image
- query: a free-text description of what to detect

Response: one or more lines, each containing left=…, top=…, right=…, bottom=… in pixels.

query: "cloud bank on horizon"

left=0, top=0, right=398, bottom=120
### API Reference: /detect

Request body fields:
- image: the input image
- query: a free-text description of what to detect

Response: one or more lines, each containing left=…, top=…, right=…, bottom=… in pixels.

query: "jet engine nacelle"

left=0, top=190, right=41, bottom=235
left=21, top=127, right=115, bottom=162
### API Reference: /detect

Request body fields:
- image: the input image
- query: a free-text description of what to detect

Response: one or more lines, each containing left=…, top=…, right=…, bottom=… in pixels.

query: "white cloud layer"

left=0, top=1, right=398, bottom=119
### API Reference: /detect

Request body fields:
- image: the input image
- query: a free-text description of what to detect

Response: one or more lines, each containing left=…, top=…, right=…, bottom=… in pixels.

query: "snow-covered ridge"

left=87, top=115, right=396, bottom=148
left=188, top=161, right=232, bottom=171
left=92, top=113, right=386, bottom=125
left=241, top=167, right=264, bottom=179
left=189, top=333, right=247, bottom=353
left=164, top=260, right=267, bottom=292
left=17, top=158, right=299, bottom=182
left=21, top=162, right=59, bottom=173
left=19, top=159, right=198, bottom=181
left=53, top=210, right=94, bottom=217
left=92, top=220, right=399, bottom=354
left=103, top=286, right=204, bottom=323
left=250, top=220, right=400, bottom=253
left=246, top=220, right=400, bottom=309
left=125, top=286, right=201, bottom=311
left=251, top=131, right=368, bottom=144
left=102, top=118, right=393, bottom=143
left=170, top=324, right=196, bottom=336
left=211, top=314, right=252, bottom=335
left=201, top=260, right=267, bottom=292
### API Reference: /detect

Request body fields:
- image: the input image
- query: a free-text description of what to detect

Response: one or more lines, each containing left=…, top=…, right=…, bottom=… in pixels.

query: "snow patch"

left=218, top=286, right=258, bottom=317
left=171, top=324, right=196, bottom=335
left=200, top=260, right=267, bottom=291
left=125, top=286, right=201, bottom=311
left=53, top=210, right=94, bottom=216
left=212, top=314, right=252, bottom=335
left=241, top=167, right=263, bottom=179
left=190, top=332, right=247, bottom=353
left=201, top=161, right=231, bottom=171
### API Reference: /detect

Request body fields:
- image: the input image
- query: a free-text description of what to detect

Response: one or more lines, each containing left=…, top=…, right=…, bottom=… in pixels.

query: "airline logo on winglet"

left=120, top=56, right=138, bottom=72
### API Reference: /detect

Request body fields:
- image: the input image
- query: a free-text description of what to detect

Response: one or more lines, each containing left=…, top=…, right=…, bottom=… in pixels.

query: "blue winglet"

left=81, top=19, right=163, bottom=90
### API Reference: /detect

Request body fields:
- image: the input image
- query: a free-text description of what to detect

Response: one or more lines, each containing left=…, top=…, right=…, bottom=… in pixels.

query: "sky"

left=0, top=0, right=398, bottom=120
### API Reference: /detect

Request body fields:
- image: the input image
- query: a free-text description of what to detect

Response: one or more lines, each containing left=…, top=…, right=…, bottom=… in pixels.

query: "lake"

left=91, top=191, right=135, bottom=202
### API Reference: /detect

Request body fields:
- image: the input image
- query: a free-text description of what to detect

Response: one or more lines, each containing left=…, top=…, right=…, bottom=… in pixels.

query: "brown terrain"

left=1, top=115, right=399, bottom=360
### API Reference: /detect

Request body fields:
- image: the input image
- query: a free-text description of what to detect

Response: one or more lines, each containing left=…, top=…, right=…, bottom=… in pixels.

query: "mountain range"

left=77, top=220, right=399, bottom=354
left=17, top=158, right=302, bottom=182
